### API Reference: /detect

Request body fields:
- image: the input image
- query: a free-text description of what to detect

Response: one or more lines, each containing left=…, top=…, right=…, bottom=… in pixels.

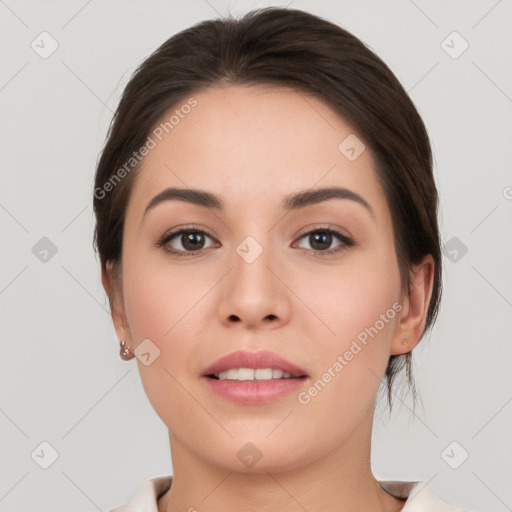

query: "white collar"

left=110, top=476, right=469, bottom=511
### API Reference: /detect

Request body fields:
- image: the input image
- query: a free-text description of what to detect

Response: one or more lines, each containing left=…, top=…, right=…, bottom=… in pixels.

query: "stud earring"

left=119, top=339, right=134, bottom=360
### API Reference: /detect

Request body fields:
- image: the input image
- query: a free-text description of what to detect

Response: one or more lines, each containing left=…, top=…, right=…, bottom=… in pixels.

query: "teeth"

left=215, top=368, right=297, bottom=381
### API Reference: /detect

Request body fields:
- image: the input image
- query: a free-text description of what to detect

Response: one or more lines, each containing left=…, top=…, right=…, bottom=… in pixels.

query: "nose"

left=217, top=239, right=291, bottom=330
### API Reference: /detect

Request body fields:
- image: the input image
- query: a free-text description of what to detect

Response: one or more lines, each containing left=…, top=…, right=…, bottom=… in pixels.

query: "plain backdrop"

left=1, top=0, right=511, bottom=510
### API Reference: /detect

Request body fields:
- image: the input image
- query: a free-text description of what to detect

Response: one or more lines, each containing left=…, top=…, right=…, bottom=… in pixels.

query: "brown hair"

left=93, top=7, right=442, bottom=410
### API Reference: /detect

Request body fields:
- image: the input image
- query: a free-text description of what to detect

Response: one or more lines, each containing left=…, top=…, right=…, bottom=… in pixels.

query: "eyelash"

left=156, top=224, right=355, bottom=257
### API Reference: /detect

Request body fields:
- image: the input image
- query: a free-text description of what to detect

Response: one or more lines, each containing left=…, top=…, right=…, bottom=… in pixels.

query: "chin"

left=201, top=437, right=315, bottom=475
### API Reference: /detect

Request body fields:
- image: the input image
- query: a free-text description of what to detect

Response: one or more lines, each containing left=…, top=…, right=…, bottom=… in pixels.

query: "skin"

left=102, top=85, right=434, bottom=512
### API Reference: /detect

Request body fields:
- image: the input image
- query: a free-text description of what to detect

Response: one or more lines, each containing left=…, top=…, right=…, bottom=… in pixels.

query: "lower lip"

left=202, top=376, right=309, bottom=404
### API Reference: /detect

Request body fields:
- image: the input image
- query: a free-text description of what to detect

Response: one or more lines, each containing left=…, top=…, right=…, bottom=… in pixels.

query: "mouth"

left=205, top=369, right=308, bottom=381
left=201, top=349, right=309, bottom=381
left=202, top=367, right=310, bottom=406
left=201, top=351, right=310, bottom=405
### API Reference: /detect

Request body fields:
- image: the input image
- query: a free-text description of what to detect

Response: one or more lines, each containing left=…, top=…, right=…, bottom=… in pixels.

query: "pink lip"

left=201, top=350, right=309, bottom=405
left=201, top=350, right=308, bottom=377
left=203, top=377, right=308, bottom=404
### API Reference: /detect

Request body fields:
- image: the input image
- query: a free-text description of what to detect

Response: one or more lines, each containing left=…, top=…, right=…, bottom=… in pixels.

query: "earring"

left=120, top=339, right=134, bottom=361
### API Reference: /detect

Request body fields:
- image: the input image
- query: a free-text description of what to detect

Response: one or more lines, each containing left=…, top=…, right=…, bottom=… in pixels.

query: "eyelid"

left=159, top=224, right=215, bottom=240
left=293, top=223, right=353, bottom=241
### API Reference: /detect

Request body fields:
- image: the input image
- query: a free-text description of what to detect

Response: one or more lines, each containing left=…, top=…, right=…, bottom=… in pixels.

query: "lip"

left=201, top=350, right=308, bottom=377
left=201, top=350, right=309, bottom=405
left=203, top=376, right=308, bottom=404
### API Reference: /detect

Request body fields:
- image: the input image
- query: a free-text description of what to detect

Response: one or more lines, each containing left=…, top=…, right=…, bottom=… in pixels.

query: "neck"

left=159, top=411, right=405, bottom=512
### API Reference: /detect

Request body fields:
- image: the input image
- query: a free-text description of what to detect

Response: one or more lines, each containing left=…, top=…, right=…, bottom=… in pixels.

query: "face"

left=108, top=85, right=411, bottom=473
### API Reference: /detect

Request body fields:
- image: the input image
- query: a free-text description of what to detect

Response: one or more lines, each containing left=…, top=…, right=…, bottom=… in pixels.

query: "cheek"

left=121, top=252, right=214, bottom=423
left=332, top=273, right=400, bottom=352
left=303, top=245, right=399, bottom=334
left=298, top=247, right=401, bottom=394
left=122, top=250, right=211, bottom=342
left=121, top=250, right=223, bottom=393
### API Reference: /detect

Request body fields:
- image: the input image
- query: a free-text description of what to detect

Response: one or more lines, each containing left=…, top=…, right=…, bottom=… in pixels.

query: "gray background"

left=1, top=0, right=511, bottom=510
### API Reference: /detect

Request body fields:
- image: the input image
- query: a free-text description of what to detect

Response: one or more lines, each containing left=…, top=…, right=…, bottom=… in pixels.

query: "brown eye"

left=180, top=231, right=206, bottom=251
left=308, top=231, right=333, bottom=251
left=158, top=229, right=217, bottom=255
left=295, top=228, right=354, bottom=254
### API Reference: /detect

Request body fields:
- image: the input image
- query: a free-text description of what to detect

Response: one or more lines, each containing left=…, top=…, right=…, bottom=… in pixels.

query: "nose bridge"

left=232, top=232, right=277, bottom=297
left=218, top=231, right=290, bottom=327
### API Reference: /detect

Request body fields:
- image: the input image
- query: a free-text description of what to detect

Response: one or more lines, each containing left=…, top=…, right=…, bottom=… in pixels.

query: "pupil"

left=311, top=232, right=331, bottom=250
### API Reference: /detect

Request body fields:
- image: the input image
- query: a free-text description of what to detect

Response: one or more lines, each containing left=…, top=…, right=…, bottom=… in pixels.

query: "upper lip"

left=201, top=350, right=308, bottom=377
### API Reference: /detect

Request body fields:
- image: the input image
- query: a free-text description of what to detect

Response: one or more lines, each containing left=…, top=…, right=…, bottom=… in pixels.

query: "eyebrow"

left=143, top=186, right=374, bottom=219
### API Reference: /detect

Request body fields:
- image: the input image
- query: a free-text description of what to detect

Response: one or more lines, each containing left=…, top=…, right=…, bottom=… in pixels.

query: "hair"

left=93, top=7, right=442, bottom=411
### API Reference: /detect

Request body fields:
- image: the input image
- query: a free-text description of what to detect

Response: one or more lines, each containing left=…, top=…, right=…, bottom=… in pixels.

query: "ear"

left=101, top=260, right=132, bottom=345
left=390, top=254, right=435, bottom=355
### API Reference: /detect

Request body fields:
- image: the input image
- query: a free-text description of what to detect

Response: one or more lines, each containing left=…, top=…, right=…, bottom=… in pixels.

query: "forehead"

left=126, top=85, right=388, bottom=222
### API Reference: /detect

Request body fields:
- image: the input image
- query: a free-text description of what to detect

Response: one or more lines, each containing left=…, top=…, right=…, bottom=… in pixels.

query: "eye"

left=157, top=225, right=354, bottom=256
left=294, top=227, right=354, bottom=254
left=157, top=226, right=218, bottom=255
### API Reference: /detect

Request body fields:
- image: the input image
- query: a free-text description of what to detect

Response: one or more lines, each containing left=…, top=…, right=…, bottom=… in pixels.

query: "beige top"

left=110, top=476, right=471, bottom=511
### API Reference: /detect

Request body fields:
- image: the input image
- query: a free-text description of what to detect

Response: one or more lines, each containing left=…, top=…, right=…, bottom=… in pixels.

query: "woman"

left=94, top=7, right=468, bottom=512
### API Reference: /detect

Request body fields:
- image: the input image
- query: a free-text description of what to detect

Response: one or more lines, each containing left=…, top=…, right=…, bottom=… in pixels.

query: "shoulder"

left=109, top=476, right=173, bottom=512
left=378, top=480, right=473, bottom=511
